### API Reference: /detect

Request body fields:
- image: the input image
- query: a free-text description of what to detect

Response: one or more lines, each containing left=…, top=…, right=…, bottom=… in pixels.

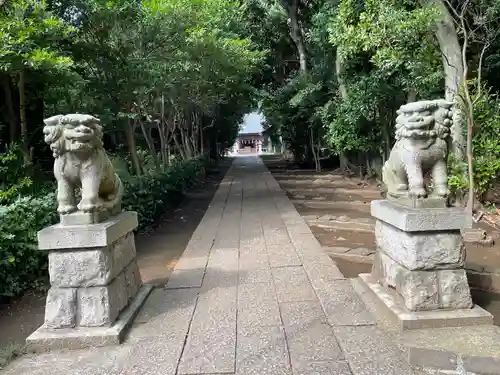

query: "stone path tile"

left=292, top=361, right=353, bottom=375
left=238, top=283, right=281, bottom=329
left=333, top=326, right=414, bottom=375
left=128, top=288, right=199, bottom=340
left=280, top=301, right=344, bottom=365
left=236, top=325, right=292, bottom=375
left=272, top=266, right=317, bottom=303
left=314, top=279, right=375, bottom=326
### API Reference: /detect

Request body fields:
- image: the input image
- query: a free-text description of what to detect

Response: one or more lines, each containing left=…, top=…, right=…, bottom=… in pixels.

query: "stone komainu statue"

left=43, top=114, right=123, bottom=216
left=382, top=99, right=454, bottom=200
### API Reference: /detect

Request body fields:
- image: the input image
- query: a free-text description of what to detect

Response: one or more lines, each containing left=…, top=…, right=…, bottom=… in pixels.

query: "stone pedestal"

left=359, top=200, right=493, bottom=331
left=26, top=211, right=152, bottom=352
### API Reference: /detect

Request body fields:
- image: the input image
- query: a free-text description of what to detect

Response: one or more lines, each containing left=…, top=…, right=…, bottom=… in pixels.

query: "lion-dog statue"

left=43, top=114, right=123, bottom=216
left=382, top=99, right=454, bottom=199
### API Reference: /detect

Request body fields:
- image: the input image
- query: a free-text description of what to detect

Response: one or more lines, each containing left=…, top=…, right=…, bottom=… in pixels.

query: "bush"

left=121, top=157, right=206, bottom=230
left=0, top=194, right=58, bottom=297
left=0, top=156, right=207, bottom=298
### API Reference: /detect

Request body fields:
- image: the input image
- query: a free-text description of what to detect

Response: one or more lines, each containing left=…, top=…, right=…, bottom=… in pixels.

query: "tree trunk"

left=407, top=89, right=418, bottom=102
left=336, top=49, right=350, bottom=170
left=286, top=0, right=307, bottom=73
left=1, top=75, right=18, bottom=143
left=336, top=50, right=348, bottom=99
left=124, top=118, right=142, bottom=176
left=174, top=133, right=187, bottom=160
left=429, top=0, right=465, bottom=159
left=18, top=70, right=30, bottom=163
left=139, top=119, right=160, bottom=168
left=310, top=127, right=320, bottom=172
left=339, top=153, right=349, bottom=170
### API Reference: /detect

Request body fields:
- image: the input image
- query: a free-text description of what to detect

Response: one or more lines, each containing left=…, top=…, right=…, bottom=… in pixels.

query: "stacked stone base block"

left=27, top=211, right=151, bottom=351
left=371, top=200, right=472, bottom=312
left=358, top=273, right=493, bottom=331
left=45, top=232, right=142, bottom=328
left=373, top=222, right=472, bottom=311
left=361, top=200, right=493, bottom=331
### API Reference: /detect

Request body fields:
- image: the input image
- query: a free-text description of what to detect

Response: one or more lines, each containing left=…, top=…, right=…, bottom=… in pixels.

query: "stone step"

left=304, top=215, right=375, bottom=233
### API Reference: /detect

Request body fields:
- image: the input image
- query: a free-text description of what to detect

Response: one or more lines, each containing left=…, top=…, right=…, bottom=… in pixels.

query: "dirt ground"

left=0, top=159, right=232, bottom=364
left=261, top=154, right=500, bottom=326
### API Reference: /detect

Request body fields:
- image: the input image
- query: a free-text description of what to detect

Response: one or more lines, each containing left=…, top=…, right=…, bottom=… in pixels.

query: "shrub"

left=121, top=157, right=206, bottom=230
left=0, top=156, right=207, bottom=298
left=0, top=194, right=58, bottom=297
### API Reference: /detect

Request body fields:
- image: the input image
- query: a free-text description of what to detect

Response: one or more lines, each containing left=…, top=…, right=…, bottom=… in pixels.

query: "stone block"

left=359, top=273, right=493, bottom=330
left=399, top=269, right=440, bottom=311
left=112, top=233, right=137, bottom=277
left=437, top=269, right=473, bottom=309
left=78, top=275, right=125, bottom=327
left=375, top=251, right=440, bottom=310
left=124, top=261, right=142, bottom=302
left=60, top=207, right=120, bottom=226
left=49, top=249, right=112, bottom=287
left=371, top=200, right=467, bottom=232
left=373, top=252, right=472, bottom=311
left=26, top=285, right=153, bottom=352
left=38, top=211, right=138, bottom=250
left=375, top=220, right=465, bottom=270
left=45, top=288, right=77, bottom=329
left=48, top=232, right=136, bottom=287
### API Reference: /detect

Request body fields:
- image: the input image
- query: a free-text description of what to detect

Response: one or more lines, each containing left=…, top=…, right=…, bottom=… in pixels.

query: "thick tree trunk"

left=429, top=0, right=465, bottom=159
left=286, top=0, right=307, bottom=73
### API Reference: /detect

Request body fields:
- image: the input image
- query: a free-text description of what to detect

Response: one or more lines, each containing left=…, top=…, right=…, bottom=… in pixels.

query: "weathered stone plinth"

left=27, top=211, right=152, bottom=351
left=360, top=200, right=493, bottom=330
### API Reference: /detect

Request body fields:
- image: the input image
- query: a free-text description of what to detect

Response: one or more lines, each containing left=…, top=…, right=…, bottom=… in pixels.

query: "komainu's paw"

left=409, top=187, right=427, bottom=198
left=78, top=199, right=98, bottom=213
left=434, top=186, right=450, bottom=198
left=58, top=204, right=77, bottom=214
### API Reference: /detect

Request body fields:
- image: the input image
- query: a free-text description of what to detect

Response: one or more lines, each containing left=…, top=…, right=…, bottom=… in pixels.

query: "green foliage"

left=330, top=0, right=442, bottom=95
left=0, top=0, right=73, bottom=73
left=0, top=156, right=207, bottom=298
left=0, top=144, right=33, bottom=204
left=121, top=157, right=206, bottom=230
left=448, top=82, right=500, bottom=198
left=0, top=194, right=58, bottom=297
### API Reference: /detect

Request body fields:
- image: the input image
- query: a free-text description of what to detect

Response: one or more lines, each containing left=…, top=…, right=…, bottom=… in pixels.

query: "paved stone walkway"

left=3, top=156, right=416, bottom=375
